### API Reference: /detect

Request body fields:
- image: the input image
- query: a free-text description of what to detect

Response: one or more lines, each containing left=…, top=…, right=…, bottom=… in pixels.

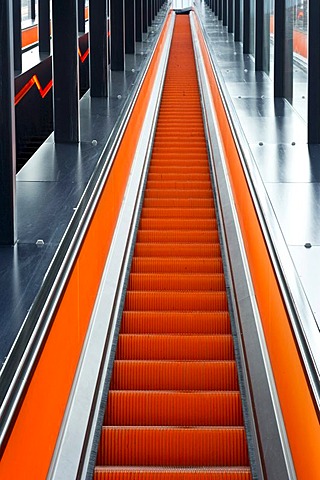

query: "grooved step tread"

left=142, top=197, right=214, bottom=208
left=127, top=273, right=226, bottom=291
left=134, top=243, right=221, bottom=258
left=110, top=361, right=239, bottom=391
left=139, top=218, right=218, bottom=230
left=136, top=230, right=220, bottom=243
left=120, top=311, right=231, bottom=334
left=124, top=291, right=228, bottom=311
left=130, top=257, right=223, bottom=274
left=104, top=391, right=243, bottom=426
left=96, top=427, right=249, bottom=467
left=94, top=467, right=252, bottom=480
left=141, top=207, right=214, bottom=219
left=116, top=334, right=234, bottom=360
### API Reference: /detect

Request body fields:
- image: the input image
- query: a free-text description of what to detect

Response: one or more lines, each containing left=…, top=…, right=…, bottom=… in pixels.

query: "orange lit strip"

left=78, top=47, right=90, bottom=63
left=14, top=76, right=53, bottom=106
left=15, top=48, right=90, bottom=106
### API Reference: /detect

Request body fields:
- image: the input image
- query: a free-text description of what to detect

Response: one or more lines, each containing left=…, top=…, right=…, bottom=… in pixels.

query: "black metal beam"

left=274, top=0, right=293, bottom=102
left=31, top=0, right=36, bottom=20
left=136, top=0, right=142, bottom=42
left=125, top=0, right=136, bottom=53
left=228, top=0, right=233, bottom=32
left=89, top=0, right=108, bottom=96
left=142, top=0, right=148, bottom=33
left=234, top=0, right=241, bottom=41
left=308, top=1, right=320, bottom=143
left=147, top=0, right=152, bottom=27
left=78, top=0, right=86, bottom=33
left=222, top=0, right=228, bottom=26
left=110, top=0, right=125, bottom=70
left=243, top=0, right=252, bottom=53
left=13, top=0, right=22, bottom=73
left=39, top=0, right=51, bottom=55
left=0, top=0, right=16, bottom=245
left=255, top=0, right=270, bottom=73
left=218, top=0, right=223, bottom=21
left=52, top=0, right=80, bottom=142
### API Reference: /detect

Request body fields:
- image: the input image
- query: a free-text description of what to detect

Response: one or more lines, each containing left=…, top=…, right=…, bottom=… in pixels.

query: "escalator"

left=93, top=14, right=252, bottom=479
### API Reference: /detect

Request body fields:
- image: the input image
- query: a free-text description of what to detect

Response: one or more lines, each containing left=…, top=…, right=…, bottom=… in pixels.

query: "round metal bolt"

left=244, top=69, right=248, bottom=73
left=259, top=142, right=264, bottom=146
left=117, top=94, right=122, bottom=99
left=305, top=242, right=312, bottom=249
left=36, top=239, right=45, bottom=246
left=92, top=139, right=97, bottom=146
left=292, top=142, right=296, bottom=146
left=132, top=68, right=135, bottom=73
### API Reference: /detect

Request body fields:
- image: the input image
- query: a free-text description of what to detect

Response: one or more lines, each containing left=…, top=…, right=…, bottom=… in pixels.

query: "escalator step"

left=136, top=230, right=219, bottom=243
left=115, top=334, right=234, bottom=360
left=134, top=243, right=221, bottom=257
left=94, top=468, right=252, bottom=480
left=120, top=311, right=231, bottom=334
left=96, top=426, right=249, bottom=467
left=130, top=257, right=223, bottom=274
left=110, top=361, right=239, bottom=391
left=127, top=272, right=225, bottom=291
left=104, top=391, right=243, bottom=426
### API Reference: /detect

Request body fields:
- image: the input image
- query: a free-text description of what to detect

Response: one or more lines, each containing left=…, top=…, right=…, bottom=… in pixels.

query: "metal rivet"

left=117, top=94, right=122, bottom=99
left=244, top=69, right=248, bottom=73
left=36, top=239, right=45, bottom=246
left=132, top=68, right=135, bottom=73
left=305, top=243, right=312, bottom=248
left=292, top=142, right=296, bottom=146
left=259, top=142, right=264, bottom=146
left=92, top=139, right=97, bottom=146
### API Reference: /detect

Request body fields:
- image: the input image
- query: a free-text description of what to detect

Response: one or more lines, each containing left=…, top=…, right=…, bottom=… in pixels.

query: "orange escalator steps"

left=138, top=218, right=217, bottom=230
left=142, top=197, right=214, bottom=208
left=134, top=243, right=220, bottom=257
left=124, top=291, right=228, bottom=312
left=104, top=391, right=243, bottom=426
left=130, top=257, right=224, bottom=274
left=94, top=468, right=252, bottom=480
left=94, top=14, right=251, bottom=479
left=141, top=207, right=214, bottom=219
left=136, top=230, right=220, bottom=243
left=120, top=311, right=231, bottom=334
left=115, top=334, right=234, bottom=360
left=143, top=188, right=214, bottom=199
left=127, top=272, right=226, bottom=291
left=96, top=426, right=249, bottom=467
left=110, top=361, right=239, bottom=391
left=145, top=180, right=212, bottom=190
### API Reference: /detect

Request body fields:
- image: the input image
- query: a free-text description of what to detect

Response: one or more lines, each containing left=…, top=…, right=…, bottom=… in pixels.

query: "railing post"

left=39, top=0, right=51, bottom=55
left=125, top=0, right=136, bottom=53
left=13, top=0, right=22, bottom=73
left=110, top=0, right=125, bottom=70
left=0, top=0, right=16, bottom=245
left=274, top=0, right=293, bottom=102
left=308, top=0, right=320, bottom=143
left=52, top=0, right=80, bottom=142
left=89, top=0, right=108, bottom=96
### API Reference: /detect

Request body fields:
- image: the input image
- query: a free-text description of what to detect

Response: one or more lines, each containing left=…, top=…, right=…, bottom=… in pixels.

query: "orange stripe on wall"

left=0, top=12, right=172, bottom=480
left=22, top=25, right=38, bottom=48
left=194, top=12, right=319, bottom=480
